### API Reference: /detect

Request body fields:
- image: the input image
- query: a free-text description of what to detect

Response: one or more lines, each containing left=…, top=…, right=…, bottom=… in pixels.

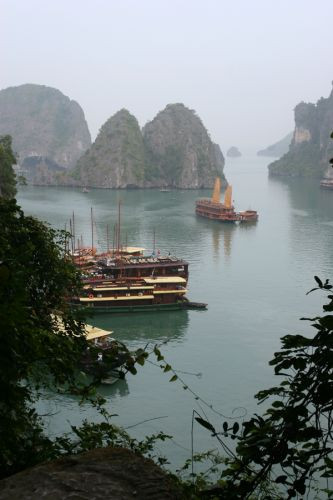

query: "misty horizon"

left=2, top=0, right=333, bottom=152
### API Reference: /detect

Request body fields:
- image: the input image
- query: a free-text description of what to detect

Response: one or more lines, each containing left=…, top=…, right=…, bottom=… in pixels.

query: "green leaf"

left=195, top=417, right=216, bottom=434
left=232, top=422, right=239, bottom=435
left=136, top=355, right=145, bottom=366
left=314, top=276, right=323, bottom=288
left=275, top=475, right=288, bottom=484
left=169, top=374, right=178, bottom=382
left=294, top=479, right=306, bottom=495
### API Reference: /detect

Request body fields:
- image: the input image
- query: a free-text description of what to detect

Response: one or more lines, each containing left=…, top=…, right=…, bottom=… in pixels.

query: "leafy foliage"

left=269, top=141, right=323, bottom=177
left=55, top=417, right=172, bottom=468
left=0, top=198, right=88, bottom=477
left=268, top=92, right=333, bottom=177
left=0, top=195, right=172, bottom=479
left=191, top=278, right=333, bottom=499
left=0, top=135, right=17, bottom=199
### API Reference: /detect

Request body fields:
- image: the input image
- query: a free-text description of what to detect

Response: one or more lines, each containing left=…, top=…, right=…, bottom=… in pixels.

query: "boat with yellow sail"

left=195, top=177, right=258, bottom=223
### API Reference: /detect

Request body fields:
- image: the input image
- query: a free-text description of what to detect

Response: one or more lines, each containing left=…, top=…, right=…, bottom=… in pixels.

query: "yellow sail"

left=224, top=185, right=232, bottom=208
left=211, top=177, right=221, bottom=203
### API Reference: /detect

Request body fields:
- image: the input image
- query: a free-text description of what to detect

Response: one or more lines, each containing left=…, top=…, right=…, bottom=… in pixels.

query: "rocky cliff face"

left=257, top=132, right=293, bottom=158
left=0, top=447, right=181, bottom=499
left=73, top=109, right=145, bottom=188
left=0, top=84, right=91, bottom=182
left=143, top=104, right=225, bottom=188
left=268, top=86, right=333, bottom=177
left=72, top=103, right=226, bottom=189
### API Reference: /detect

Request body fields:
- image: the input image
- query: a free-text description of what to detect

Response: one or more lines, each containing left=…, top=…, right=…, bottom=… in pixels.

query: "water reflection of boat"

left=90, top=309, right=190, bottom=344
left=57, top=377, right=130, bottom=401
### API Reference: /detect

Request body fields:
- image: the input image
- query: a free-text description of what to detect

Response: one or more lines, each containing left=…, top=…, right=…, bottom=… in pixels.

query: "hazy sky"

left=2, top=0, right=333, bottom=152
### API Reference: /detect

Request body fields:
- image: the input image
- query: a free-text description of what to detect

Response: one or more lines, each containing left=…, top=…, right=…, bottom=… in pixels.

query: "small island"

left=226, top=146, right=241, bottom=158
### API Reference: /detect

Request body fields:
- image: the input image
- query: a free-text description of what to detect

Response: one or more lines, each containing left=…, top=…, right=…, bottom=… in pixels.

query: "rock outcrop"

left=72, top=103, right=226, bottom=188
left=143, top=103, right=225, bottom=188
left=0, top=447, right=181, bottom=499
left=268, top=85, right=333, bottom=177
left=257, top=132, right=293, bottom=158
left=0, top=84, right=91, bottom=183
left=226, top=146, right=241, bottom=158
left=72, top=109, right=145, bottom=188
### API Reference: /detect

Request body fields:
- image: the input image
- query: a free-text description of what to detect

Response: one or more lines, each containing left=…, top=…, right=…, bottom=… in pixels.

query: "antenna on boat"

left=153, top=228, right=156, bottom=255
left=212, top=177, right=221, bottom=203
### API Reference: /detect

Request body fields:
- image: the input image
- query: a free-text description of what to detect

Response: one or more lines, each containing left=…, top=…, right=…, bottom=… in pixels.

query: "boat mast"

left=64, top=222, right=67, bottom=254
left=91, top=207, right=94, bottom=253
left=117, top=200, right=121, bottom=255
left=106, top=223, right=110, bottom=254
left=69, top=218, right=73, bottom=255
left=113, top=224, right=116, bottom=256
left=72, top=211, right=75, bottom=251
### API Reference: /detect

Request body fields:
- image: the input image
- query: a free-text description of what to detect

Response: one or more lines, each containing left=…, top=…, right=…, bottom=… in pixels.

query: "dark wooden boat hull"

left=76, top=301, right=207, bottom=314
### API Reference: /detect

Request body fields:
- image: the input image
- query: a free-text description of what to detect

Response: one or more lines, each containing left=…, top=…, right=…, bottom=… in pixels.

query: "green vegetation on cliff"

left=269, top=141, right=322, bottom=177
left=268, top=86, right=333, bottom=177
left=143, top=103, right=225, bottom=188
left=0, top=84, right=91, bottom=183
left=72, top=104, right=226, bottom=189
left=73, top=109, right=145, bottom=188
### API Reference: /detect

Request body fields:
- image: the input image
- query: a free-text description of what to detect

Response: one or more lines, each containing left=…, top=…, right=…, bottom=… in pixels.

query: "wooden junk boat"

left=82, top=324, right=130, bottom=384
left=195, top=177, right=258, bottom=223
left=72, top=247, right=206, bottom=314
left=54, top=317, right=129, bottom=384
left=69, top=204, right=207, bottom=313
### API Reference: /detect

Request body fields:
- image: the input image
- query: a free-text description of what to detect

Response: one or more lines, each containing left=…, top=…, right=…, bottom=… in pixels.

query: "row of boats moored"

left=70, top=177, right=257, bottom=314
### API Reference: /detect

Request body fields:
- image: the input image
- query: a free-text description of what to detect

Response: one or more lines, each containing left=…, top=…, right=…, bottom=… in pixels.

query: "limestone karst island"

left=0, top=84, right=226, bottom=189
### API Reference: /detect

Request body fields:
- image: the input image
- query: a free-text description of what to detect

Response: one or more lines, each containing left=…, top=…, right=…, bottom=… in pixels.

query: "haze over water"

left=17, top=156, right=333, bottom=467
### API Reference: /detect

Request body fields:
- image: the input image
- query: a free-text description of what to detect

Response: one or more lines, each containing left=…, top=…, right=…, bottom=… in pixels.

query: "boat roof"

left=85, top=324, right=114, bottom=341
left=53, top=315, right=113, bottom=341
left=121, top=246, right=145, bottom=254
left=144, top=276, right=186, bottom=284
left=114, top=257, right=188, bottom=268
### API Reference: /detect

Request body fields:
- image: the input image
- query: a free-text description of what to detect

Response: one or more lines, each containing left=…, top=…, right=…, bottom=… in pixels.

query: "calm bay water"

left=17, top=156, right=333, bottom=468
